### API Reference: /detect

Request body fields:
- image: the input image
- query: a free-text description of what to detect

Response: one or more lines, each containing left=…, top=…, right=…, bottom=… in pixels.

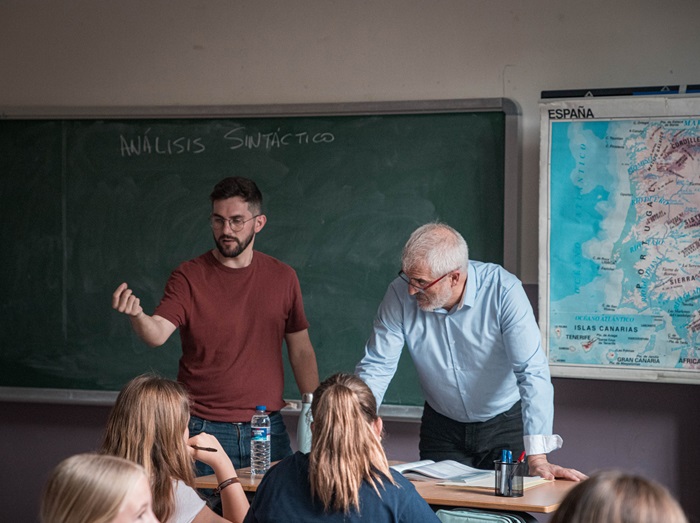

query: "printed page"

left=439, top=475, right=551, bottom=490
left=392, top=460, right=492, bottom=480
left=389, top=460, right=435, bottom=474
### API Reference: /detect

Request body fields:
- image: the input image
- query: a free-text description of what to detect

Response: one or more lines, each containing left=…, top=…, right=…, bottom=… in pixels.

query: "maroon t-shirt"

left=154, top=250, right=309, bottom=422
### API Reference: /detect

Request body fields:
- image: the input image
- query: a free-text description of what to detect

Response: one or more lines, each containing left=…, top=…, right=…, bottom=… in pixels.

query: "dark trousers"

left=419, top=401, right=524, bottom=470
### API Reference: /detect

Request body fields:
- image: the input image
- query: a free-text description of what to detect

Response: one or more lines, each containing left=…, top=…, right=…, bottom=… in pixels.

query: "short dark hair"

left=210, top=177, right=263, bottom=213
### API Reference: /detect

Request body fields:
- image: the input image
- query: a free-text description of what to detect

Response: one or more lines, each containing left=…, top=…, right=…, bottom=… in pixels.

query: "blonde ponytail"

left=309, top=373, right=395, bottom=513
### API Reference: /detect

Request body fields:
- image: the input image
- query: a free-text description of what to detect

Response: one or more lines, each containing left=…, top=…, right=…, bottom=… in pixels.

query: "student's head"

left=210, top=176, right=263, bottom=214
left=309, top=373, right=393, bottom=513
left=550, top=470, right=688, bottom=523
left=40, top=453, right=158, bottom=523
left=101, top=374, right=193, bottom=522
left=400, top=223, right=469, bottom=311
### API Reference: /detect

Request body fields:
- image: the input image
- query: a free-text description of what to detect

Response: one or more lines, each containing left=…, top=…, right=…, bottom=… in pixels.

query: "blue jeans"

left=188, top=411, right=292, bottom=475
left=419, top=401, right=524, bottom=470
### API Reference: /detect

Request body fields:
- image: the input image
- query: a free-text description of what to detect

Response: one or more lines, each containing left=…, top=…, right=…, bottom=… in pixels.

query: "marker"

left=191, top=445, right=217, bottom=452
left=505, top=450, right=514, bottom=495
left=499, top=449, right=511, bottom=495
left=517, top=451, right=526, bottom=463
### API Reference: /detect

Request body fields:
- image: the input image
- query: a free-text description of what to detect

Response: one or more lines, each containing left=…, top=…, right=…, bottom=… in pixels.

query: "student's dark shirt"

left=243, top=452, right=440, bottom=523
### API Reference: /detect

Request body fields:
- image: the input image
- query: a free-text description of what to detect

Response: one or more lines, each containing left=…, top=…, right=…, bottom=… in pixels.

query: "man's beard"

left=415, top=283, right=452, bottom=312
left=214, top=229, right=255, bottom=258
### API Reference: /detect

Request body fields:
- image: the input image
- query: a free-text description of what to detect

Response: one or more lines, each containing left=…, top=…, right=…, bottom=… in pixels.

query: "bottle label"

left=251, top=427, right=270, bottom=441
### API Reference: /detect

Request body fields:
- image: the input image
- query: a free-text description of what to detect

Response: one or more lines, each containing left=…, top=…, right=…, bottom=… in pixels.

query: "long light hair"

left=101, top=374, right=194, bottom=523
left=40, top=453, right=148, bottom=523
left=309, top=373, right=395, bottom=513
left=550, top=470, right=688, bottom=523
left=402, top=222, right=469, bottom=276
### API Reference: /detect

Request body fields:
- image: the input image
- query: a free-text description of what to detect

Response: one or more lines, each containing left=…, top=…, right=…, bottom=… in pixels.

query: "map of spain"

left=545, top=105, right=700, bottom=376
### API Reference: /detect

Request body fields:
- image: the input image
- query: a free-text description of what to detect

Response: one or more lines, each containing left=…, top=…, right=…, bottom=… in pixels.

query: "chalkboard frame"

left=0, top=98, right=521, bottom=417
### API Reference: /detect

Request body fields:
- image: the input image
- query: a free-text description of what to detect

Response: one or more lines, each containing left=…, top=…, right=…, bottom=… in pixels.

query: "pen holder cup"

left=494, top=461, right=525, bottom=497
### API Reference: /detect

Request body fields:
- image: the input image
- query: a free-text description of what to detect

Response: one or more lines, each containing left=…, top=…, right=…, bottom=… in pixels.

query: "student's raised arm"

left=112, top=282, right=176, bottom=347
left=189, top=432, right=249, bottom=523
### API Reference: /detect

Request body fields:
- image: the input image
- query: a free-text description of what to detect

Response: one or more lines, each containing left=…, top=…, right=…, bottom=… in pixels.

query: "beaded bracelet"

left=213, top=477, right=240, bottom=495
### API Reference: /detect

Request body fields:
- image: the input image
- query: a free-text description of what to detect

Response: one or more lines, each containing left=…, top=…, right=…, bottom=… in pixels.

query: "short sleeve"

left=170, top=480, right=206, bottom=523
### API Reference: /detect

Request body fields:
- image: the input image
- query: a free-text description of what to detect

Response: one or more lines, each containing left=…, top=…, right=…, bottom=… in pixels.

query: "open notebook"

left=390, top=459, right=551, bottom=489
left=390, top=460, right=493, bottom=482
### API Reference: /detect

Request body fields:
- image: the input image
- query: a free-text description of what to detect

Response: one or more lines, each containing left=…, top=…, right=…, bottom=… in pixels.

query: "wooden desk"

left=410, top=480, right=575, bottom=513
left=196, top=467, right=262, bottom=493
left=195, top=467, right=576, bottom=514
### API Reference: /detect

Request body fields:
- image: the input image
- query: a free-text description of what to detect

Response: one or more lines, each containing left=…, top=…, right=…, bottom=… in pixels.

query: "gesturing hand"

left=112, top=282, right=143, bottom=317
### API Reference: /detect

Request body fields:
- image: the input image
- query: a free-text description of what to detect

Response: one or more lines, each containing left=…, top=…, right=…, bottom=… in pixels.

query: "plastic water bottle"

left=250, top=405, right=271, bottom=475
left=296, top=393, right=313, bottom=454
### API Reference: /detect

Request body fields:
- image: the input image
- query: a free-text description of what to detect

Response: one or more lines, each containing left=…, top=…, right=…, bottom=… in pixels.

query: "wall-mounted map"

left=539, top=95, right=700, bottom=383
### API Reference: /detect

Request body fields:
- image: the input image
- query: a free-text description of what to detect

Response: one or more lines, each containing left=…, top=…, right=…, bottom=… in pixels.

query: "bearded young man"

left=113, top=176, right=319, bottom=473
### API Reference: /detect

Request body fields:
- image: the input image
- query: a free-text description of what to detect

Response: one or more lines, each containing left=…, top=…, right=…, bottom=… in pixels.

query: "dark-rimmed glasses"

left=209, top=214, right=260, bottom=232
left=398, top=269, right=457, bottom=293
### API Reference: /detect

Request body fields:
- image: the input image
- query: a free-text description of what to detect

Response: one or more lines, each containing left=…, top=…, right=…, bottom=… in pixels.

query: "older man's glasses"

left=398, top=269, right=456, bottom=293
left=210, top=214, right=260, bottom=232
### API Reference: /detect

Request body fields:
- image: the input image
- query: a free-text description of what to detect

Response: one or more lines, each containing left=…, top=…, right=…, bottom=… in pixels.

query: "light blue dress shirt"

left=356, top=260, right=561, bottom=455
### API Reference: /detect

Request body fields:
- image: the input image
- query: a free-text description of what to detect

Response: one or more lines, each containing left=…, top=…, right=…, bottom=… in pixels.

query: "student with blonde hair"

left=102, top=374, right=248, bottom=523
left=550, top=470, right=688, bottom=523
left=244, top=373, right=439, bottom=522
left=40, top=453, right=158, bottom=523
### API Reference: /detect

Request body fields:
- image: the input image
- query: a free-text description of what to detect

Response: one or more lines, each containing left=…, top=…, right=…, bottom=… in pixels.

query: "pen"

left=191, top=445, right=218, bottom=452
left=507, top=451, right=525, bottom=493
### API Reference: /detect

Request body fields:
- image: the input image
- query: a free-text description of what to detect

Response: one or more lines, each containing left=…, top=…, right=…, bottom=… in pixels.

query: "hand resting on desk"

left=527, top=454, right=587, bottom=481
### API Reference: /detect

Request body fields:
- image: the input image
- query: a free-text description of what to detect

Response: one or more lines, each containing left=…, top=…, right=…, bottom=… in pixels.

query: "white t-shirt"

left=169, top=480, right=207, bottom=523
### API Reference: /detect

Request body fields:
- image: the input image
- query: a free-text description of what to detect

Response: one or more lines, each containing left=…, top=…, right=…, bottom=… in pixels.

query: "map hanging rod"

left=541, top=84, right=700, bottom=99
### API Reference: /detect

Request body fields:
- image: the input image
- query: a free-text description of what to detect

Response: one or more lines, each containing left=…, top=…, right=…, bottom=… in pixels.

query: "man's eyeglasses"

left=209, top=214, right=260, bottom=232
left=398, top=269, right=456, bottom=293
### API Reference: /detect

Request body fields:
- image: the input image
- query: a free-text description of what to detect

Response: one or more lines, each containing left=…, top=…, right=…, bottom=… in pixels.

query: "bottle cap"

left=255, top=405, right=266, bottom=411
left=302, top=393, right=313, bottom=403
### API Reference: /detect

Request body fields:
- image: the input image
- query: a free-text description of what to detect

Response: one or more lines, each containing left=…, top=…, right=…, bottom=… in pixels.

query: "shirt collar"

left=457, top=262, right=476, bottom=310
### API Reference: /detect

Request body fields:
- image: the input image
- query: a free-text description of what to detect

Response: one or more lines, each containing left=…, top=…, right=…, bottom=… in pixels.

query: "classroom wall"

left=1, top=1, right=698, bottom=521
left=3, top=0, right=699, bottom=283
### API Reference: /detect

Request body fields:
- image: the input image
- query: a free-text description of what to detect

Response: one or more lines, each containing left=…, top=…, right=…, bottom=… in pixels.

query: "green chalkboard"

left=0, top=100, right=519, bottom=409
